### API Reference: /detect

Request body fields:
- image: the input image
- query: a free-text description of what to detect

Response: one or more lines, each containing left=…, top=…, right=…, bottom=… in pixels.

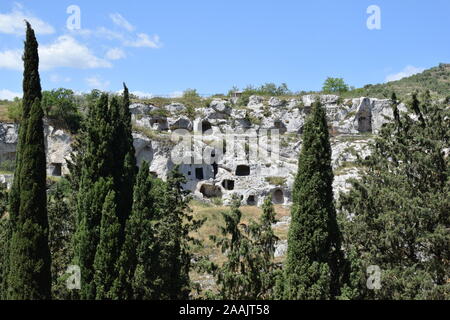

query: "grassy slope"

left=190, top=200, right=290, bottom=264
left=342, top=63, right=450, bottom=99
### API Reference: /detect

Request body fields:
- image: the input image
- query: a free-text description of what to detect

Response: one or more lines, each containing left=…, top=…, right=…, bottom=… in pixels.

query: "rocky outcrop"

left=0, top=95, right=398, bottom=203
left=0, top=122, right=72, bottom=179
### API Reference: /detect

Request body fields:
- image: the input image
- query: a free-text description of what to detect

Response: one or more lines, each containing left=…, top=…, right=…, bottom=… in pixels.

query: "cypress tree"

left=284, top=100, right=343, bottom=300
left=93, top=189, right=121, bottom=299
left=110, top=85, right=137, bottom=234
left=112, top=161, right=156, bottom=299
left=72, top=93, right=116, bottom=299
left=7, top=22, right=51, bottom=300
left=152, top=167, right=203, bottom=299
left=72, top=87, right=136, bottom=299
left=47, top=180, right=75, bottom=299
left=74, top=178, right=113, bottom=299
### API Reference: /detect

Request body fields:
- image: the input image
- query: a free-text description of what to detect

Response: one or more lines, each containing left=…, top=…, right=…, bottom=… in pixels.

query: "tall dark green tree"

left=339, top=94, right=450, bottom=299
left=7, top=22, right=51, bottom=300
left=207, top=195, right=279, bottom=299
left=112, top=161, right=156, bottom=299
left=73, top=94, right=115, bottom=299
left=110, top=84, right=137, bottom=235
left=113, top=161, right=157, bottom=300
left=71, top=87, right=137, bottom=299
left=47, top=179, right=75, bottom=299
left=283, top=100, right=343, bottom=300
left=93, top=190, right=121, bottom=299
left=113, top=165, right=203, bottom=300
left=74, top=177, right=114, bottom=299
left=152, top=167, right=203, bottom=299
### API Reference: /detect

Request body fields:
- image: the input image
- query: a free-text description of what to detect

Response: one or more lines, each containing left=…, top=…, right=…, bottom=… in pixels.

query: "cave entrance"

left=195, top=168, right=204, bottom=180
left=246, top=195, right=256, bottom=206
left=51, top=163, right=62, bottom=177
left=236, top=165, right=250, bottom=176
left=202, top=121, right=212, bottom=134
left=357, top=115, right=372, bottom=133
left=272, top=189, right=284, bottom=204
left=200, top=184, right=222, bottom=198
left=222, top=179, right=235, bottom=191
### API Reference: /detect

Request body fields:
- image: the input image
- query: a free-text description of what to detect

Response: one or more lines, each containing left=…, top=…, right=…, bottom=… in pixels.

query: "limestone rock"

left=268, top=97, right=284, bottom=107
left=166, top=102, right=186, bottom=113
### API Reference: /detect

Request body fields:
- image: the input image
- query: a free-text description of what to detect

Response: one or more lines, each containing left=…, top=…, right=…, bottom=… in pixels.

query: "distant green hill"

left=342, top=63, right=450, bottom=100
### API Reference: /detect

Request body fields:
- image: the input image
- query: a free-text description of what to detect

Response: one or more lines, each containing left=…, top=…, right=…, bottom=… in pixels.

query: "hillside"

left=343, top=63, right=450, bottom=99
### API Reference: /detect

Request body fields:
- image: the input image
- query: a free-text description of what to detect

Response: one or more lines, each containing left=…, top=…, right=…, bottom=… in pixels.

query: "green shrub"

left=265, top=176, right=287, bottom=186
left=0, top=160, right=15, bottom=173
left=7, top=98, right=22, bottom=122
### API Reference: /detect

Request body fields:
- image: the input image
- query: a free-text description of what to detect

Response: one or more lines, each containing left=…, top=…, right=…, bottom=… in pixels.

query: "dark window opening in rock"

left=188, top=171, right=191, bottom=176
left=200, top=184, right=222, bottom=198
left=202, top=121, right=212, bottom=134
left=51, top=163, right=62, bottom=177
left=236, top=165, right=250, bottom=176
left=247, top=195, right=256, bottom=206
left=212, top=163, right=218, bottom=179
left=358, top=115, right=372, bottom=133
left=274, top=120, right=287, bottom=134
left=195, top=168, right=204, bottom=180
left=222, top=179, right=235, bottom=191
left=272, top=189, right=284, bottom=204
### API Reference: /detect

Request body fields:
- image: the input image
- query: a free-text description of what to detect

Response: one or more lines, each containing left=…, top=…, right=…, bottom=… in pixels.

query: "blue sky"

left=0, top=0, right=449, bottom=99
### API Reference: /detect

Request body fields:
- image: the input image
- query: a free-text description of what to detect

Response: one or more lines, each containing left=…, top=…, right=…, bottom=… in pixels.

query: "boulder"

left=166, top=102, right=186, bottom=113
left=129, top=103, right=153, bottom=115
left=210, top=99, right=232, bottom=114
left=168, top=116, right=193, bottom=131
left=268, top=97, right=284, bottom=107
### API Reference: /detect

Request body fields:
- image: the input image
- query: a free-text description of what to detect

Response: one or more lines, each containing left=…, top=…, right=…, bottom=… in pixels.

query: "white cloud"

left=110, top=13, right=135, bottom=32
left=86, top=76, right=110, bottom=89
left=40, top=36, right=112, bottom=70
left=0, top=49, right=22, bottom=70
left=0, top=89, right=22, bottom=100
left=106, top=48, right=126, bottom=60
left=0, top=3, right=55, bottom=35
left=385, top=65, right=425, bottom=82
left=125, top=33, right=162, bottom=48
left=0, top=35, right=112, bottom=70
left=96, top=26, right=125, bottom=41
left=69, top=27, right=162, bottom=50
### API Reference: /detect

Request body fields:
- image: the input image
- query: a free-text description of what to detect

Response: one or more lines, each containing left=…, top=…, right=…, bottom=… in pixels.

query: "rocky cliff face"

left=0, top=121, right=73, bottom=187
left=0, top=94, right=399, bottom=205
